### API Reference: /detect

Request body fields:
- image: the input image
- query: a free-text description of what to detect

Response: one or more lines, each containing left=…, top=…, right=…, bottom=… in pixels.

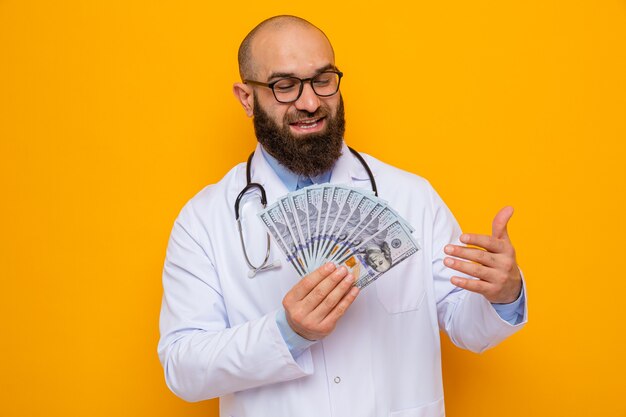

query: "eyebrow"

left=267, top=63, right=337, bottom=82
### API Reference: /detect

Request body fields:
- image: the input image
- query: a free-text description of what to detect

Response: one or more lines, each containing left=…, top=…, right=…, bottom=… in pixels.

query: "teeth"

left=294, top=119, right=320, bottom=129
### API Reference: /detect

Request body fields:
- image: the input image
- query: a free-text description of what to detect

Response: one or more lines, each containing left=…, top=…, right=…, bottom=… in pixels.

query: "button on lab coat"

left=158, top=143, right=527, bottom=417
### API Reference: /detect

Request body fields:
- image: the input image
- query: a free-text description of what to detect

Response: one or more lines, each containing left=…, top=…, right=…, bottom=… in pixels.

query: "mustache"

left=284, top=108, right=330, bottom=124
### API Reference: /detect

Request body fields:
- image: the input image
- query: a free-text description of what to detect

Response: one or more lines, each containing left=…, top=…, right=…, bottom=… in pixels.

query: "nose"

left=293, top=81, right=321, bottom=113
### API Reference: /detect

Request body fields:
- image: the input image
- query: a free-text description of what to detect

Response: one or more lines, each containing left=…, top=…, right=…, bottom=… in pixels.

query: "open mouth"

left=289, top=117, right=326, bottom=132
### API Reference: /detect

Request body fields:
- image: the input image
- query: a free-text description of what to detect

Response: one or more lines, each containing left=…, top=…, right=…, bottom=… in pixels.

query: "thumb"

left=492, top=206, right=514, bottom=240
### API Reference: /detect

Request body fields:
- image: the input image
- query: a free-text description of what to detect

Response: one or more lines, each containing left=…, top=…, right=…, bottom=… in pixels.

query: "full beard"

left=252, top=95, right=345, bottom=177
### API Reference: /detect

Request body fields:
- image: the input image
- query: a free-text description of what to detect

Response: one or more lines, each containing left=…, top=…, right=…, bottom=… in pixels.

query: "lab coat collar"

left=331, top=142, right=375, bottom=183
left=249, top=143, right=290, bottom=204
left=244, top=141, right=374, bottom=204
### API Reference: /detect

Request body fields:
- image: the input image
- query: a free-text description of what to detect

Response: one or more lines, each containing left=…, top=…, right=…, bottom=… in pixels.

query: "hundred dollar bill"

left=290, top=190, right=313, bottom=267
left=267, top=205, right=307, bottom=275
left=317, top=186, right=350, bottom=268
left=305, top=186, right=323, bottom=269
left=330, top=203, right=408, bottom=264
left=258, top=210, right=306, bottom=276
left=328, top=199, right=386, bottom=263
left=313, top=185, right=334, bottom=268
left=318, top=189, right=365, bottom=262
left=278, top=195, right=310, bottom=270
left=353, top=190, right=414, bottom=234
left=338, top=220, right=420, bottom=289
left=386, top=205, right=415, bottom=233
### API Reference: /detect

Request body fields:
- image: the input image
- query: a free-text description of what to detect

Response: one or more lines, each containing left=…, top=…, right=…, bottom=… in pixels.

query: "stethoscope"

left=235, top=147, right=378, bottom=278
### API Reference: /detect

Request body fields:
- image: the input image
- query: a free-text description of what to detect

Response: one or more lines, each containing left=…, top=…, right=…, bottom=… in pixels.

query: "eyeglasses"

left=244, top=70, right=343, bottom=103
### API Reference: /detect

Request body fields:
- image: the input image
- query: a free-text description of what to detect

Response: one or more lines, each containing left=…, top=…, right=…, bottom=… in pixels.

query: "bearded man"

left=158, top=15, right=527, bottom=417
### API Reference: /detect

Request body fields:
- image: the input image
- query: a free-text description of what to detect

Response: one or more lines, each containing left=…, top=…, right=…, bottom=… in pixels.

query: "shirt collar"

left=259, top=146, right=333, bottom=192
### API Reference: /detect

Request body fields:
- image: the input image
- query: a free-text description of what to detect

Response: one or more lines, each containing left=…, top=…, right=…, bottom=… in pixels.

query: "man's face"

left=247, top=25, right=345, bottom=176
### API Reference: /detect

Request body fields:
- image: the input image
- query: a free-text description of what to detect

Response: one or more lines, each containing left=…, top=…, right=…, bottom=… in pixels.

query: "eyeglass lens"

left=273, top=72, right=340, bottom=103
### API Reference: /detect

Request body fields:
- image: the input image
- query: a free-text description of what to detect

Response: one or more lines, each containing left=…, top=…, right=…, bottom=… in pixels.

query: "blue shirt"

left=261, top=146, right=526, bottom=358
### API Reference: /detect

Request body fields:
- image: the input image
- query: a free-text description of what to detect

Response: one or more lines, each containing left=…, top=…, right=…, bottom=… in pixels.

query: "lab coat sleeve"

left=157, top=202, right=313, bottom=402
left=428, top=186, right=528, bottom=353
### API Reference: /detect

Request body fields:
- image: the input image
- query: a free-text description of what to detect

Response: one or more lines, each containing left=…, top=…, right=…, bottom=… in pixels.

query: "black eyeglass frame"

left=244, top=70, right=343, bottom=103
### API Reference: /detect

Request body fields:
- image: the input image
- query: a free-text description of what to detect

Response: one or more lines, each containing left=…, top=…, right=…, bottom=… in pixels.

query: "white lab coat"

left=158, top=143, right=527, bottom=417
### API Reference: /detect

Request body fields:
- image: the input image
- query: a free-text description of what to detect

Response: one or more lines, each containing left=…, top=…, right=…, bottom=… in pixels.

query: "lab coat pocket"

left=389, top=397, right=445, bottom=417
left=375, top=247, right=425, bottom=314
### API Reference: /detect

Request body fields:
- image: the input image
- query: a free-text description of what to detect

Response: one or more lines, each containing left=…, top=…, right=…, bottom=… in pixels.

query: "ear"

left=233, top=82, right=254, bottom=117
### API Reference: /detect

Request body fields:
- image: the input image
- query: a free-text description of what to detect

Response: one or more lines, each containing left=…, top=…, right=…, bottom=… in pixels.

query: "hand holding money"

left=283, top=262, right=360, bottom=340
left=444, top=206, right=522, bottom=304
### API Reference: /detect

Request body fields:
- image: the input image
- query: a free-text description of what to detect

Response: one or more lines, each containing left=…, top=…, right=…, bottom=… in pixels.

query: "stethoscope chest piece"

left=235, top=152, right=281, bottom=278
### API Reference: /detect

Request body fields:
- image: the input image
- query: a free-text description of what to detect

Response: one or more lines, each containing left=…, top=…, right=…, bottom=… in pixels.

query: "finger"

left=459, top=233, right=510, bottom=255
left=492, top=206, right=514, bottom=241
left=310, top=272, right=356, bottom=321
left=320, top=286, right=360, bottom=329
left=450, top=275, right=492, bottom=296
left=288, top=262, right=337, bottom=301
left=444, top=257, right=501, bottom=283
left=300, top=266, right=349, bottom=312
left=444, top=244, right=498, bottom=267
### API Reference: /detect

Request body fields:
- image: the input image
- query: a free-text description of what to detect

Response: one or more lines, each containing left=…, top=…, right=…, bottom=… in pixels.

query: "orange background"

left=1, top=1, right=625, bottom=416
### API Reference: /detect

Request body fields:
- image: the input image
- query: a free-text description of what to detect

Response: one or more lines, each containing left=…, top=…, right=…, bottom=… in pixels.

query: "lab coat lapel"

left=329, top=143, right=355, bottom=186
left=330, top=142, right=375, bottom=189
left=249, top=143, right=290, bottom=205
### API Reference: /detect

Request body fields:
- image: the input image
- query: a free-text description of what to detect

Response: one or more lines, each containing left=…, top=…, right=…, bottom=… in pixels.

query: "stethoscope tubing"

left=235, top=146, right=377, bottom=277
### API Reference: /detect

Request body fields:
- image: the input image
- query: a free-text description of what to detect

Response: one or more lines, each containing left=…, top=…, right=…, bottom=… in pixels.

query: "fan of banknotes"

left=257, top=184, right=420, bottom=289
